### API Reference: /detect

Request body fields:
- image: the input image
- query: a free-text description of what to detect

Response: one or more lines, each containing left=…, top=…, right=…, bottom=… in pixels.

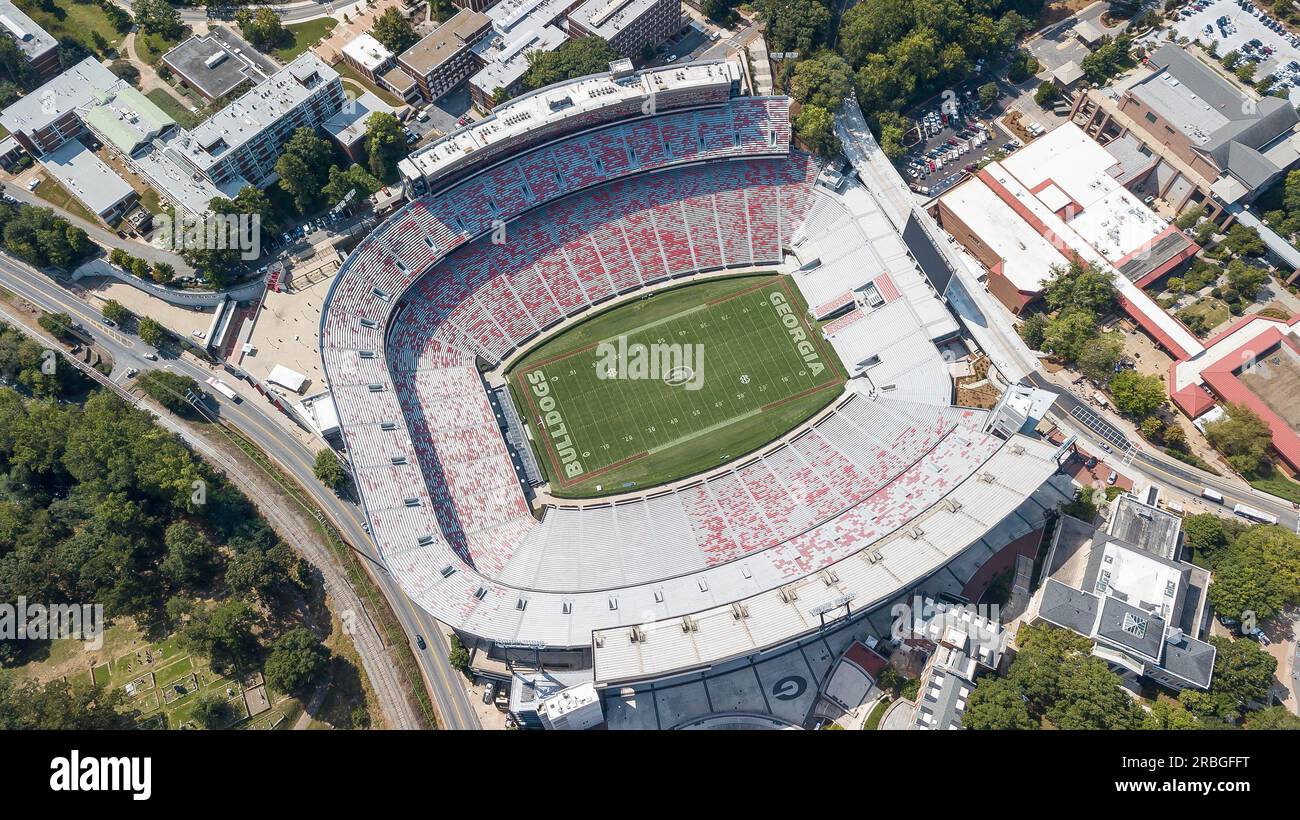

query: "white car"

left=25, top=178, right=39, bottom=191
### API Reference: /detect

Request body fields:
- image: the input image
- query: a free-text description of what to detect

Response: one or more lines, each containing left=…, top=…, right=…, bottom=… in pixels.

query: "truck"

left=1233, top=503, right=1278, bottom=525
left=1200, top=487, right=1224, bottom=504
left=205, top=377, right=240, bottom=402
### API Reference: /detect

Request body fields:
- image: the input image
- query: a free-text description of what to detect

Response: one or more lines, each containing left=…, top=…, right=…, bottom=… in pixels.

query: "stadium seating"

left=320, top=91, right=1008, bottom=623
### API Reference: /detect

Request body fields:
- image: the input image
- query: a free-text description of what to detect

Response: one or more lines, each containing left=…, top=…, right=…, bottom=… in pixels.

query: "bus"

left=1200, top=487, right=1224, bottom=504
left=1233, top=503, right=1278, bottom=525
left=205, top=377, right=241, bottom=402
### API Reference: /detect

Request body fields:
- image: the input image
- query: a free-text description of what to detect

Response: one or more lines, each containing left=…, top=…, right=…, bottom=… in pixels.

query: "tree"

left=364, top=112, right=408, bottom=181
left=978, top=81, right=999, bottom=108
left=1209, top=525, right=1300, bottom=622
left=1018, top=312, right=1048, bottom=349
left=177, top=599, right=261, bottom=674
left=137, top=316, right=167, bottom=348
left=1139, top=416, right=1163, bottom=440
left=1076, top=331, right=1124, bottom=382
left=1047, top=653, right=1143, bottom=729
left=1042, top=308, right=1096, bottom=361
left=1182, top=513, right=1231, bottom=561
left=275, top=128, right=336, bottom=214
left=151, top=262, right=174, bottom=285
left=1196, top=635, right=1277, bottom=720
left=758, top=0, right=831, bottom=55
left=37, top=311, right=72, bottom=340
left=1176, top=204, right=1206, bottom=231
left=264, top=627, right=329, bottom=694
left=138, top=370, right=202, bottom=414
left=448, top=633, right=471, bottom=675
left=963, top=676, right=1036, bottom=729
left=373, top=8, right=419, bottom=54
left=0, top=673, right=134, bottom=730
left=101, top=300, right=130, bottom=325
left=323, top=164, right=382, bottom=206
left=235, top=7, right=286, bottom=51
left=160, top=520, right=219, bottom=588
left=1244, top=705, right=1300, bottom=729
left=314, top=448, right=348, bottom=491
left=789, top=53, right=853, bottom=110
left=1008, top=622, right=1093, bottom=713
left=1204, top=403, right=1273, bottom=474
left=1043, top=259, right=1117, bottom=315
left=1081, top=34, right=1133, bottom=84
left=132, top=0, right=184, bottom=40
left=1108, top=370, right=1165, bottom=418
left=1142, top=697, right=1201, bottom=729
left=522, top=37, right=620, bottom=93
left=794, top=104, right=840, bottom=156
left=1034, top=79, right=1059, bottom=107
left=191, top=693, right=232, bottom=729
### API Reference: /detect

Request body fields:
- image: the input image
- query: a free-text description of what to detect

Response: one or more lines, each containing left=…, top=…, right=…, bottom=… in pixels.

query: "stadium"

left=318, top=59, right=1072, bottom=718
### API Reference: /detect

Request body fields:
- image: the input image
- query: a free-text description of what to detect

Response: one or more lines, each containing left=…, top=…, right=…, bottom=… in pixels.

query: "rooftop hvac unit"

left=205, top=51, right=229, bottom=69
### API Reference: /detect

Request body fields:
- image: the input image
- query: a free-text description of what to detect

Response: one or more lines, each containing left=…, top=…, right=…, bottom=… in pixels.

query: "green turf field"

left=509, top=274, right=846, bottom=497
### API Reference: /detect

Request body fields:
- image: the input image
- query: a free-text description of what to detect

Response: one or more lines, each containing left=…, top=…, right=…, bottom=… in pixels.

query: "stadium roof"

left=403, top=59, right=741, bottom=184
left=40, top=139, right=135, bottom=217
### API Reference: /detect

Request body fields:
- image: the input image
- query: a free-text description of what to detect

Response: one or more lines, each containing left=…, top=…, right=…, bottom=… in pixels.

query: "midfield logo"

left=595, top=335, right=706, bottom=391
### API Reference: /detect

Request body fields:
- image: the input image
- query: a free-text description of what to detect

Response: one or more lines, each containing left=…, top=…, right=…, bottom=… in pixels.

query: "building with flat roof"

left=161, top=34, right=269, bottom=102
left=1109, top=493, right=1183, bottom=561
left=324, top=90, right=396, bottom=162
left=1119, top=43, right=1300, bottom=205
left=378, top=65, right=420, bottom=104
left=41, top=139, right=137, bottom=221
left=935, top=122, right=1205, bottom=361
left=0, top=58, right=121, bottom=157
left=341, top=33, right=396, bottom=84
left=396, top=8, right=492, bottom=103
left=567, top=0, right=681, bottom=60
left=168, top=52, right=345, bottom=190
left=468, top=0, right=573, bottom=111
left=0, top=1, right=59, bottom=80
left=1030, top=508, right=1215, bottom=692
left=81, top=85, right=178, bottom=156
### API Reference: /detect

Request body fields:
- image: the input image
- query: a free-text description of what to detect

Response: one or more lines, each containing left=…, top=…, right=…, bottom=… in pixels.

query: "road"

left=0, top=255, right=482, bottom=730
left=1027, top=372, right=1300, bottom=532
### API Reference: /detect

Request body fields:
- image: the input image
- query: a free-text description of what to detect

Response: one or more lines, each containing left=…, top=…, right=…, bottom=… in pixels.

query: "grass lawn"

left=1246, top=465, right=1300, bottom=504
left=135, top=30, right=185, bottom=68
left=1177, top=297, right=1231, bottom=335
left=145, top=88, right=203, bottom=129
left=16, top=0, right=126, bottom=58
left=863, top=698, right=891, bottom=730
left=273, top=18, right=338, bottom=63
left=509, top=275, right=847, bottom=497
left=335, top=62, right=405, bottom=108
left=32, top=175, right=99, bottom=223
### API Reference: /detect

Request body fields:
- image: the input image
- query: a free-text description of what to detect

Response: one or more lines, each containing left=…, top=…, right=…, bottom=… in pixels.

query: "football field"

left=509, top=275, right=846, bottom=497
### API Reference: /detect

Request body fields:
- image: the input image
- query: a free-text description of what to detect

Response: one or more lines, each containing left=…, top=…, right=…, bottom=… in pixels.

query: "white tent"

left=267, top=364, right=307, bottom=393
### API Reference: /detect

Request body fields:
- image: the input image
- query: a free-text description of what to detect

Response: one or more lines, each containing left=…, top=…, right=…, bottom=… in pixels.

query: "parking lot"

left=1173, top=0, right=1300, bottom=102
left=898, top=92, right=1015, bottom=197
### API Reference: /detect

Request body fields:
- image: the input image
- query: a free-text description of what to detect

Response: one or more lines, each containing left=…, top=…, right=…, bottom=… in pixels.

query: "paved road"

left=0, top=255, right=482, bottom=730
left=1027, top=372, right=1300, bottom=532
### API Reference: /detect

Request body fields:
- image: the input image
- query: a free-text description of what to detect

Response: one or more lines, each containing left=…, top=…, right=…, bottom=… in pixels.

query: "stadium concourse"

left=318, top=60, right=1071, bottom=720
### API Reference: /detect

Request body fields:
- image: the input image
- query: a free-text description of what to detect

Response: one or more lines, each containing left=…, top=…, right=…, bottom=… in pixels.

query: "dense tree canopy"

left=264, top=627, right=329, bottom=695
left=1204, top=403, right=1273, bottom=475
left=523, top=38, right=620, bottom=93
